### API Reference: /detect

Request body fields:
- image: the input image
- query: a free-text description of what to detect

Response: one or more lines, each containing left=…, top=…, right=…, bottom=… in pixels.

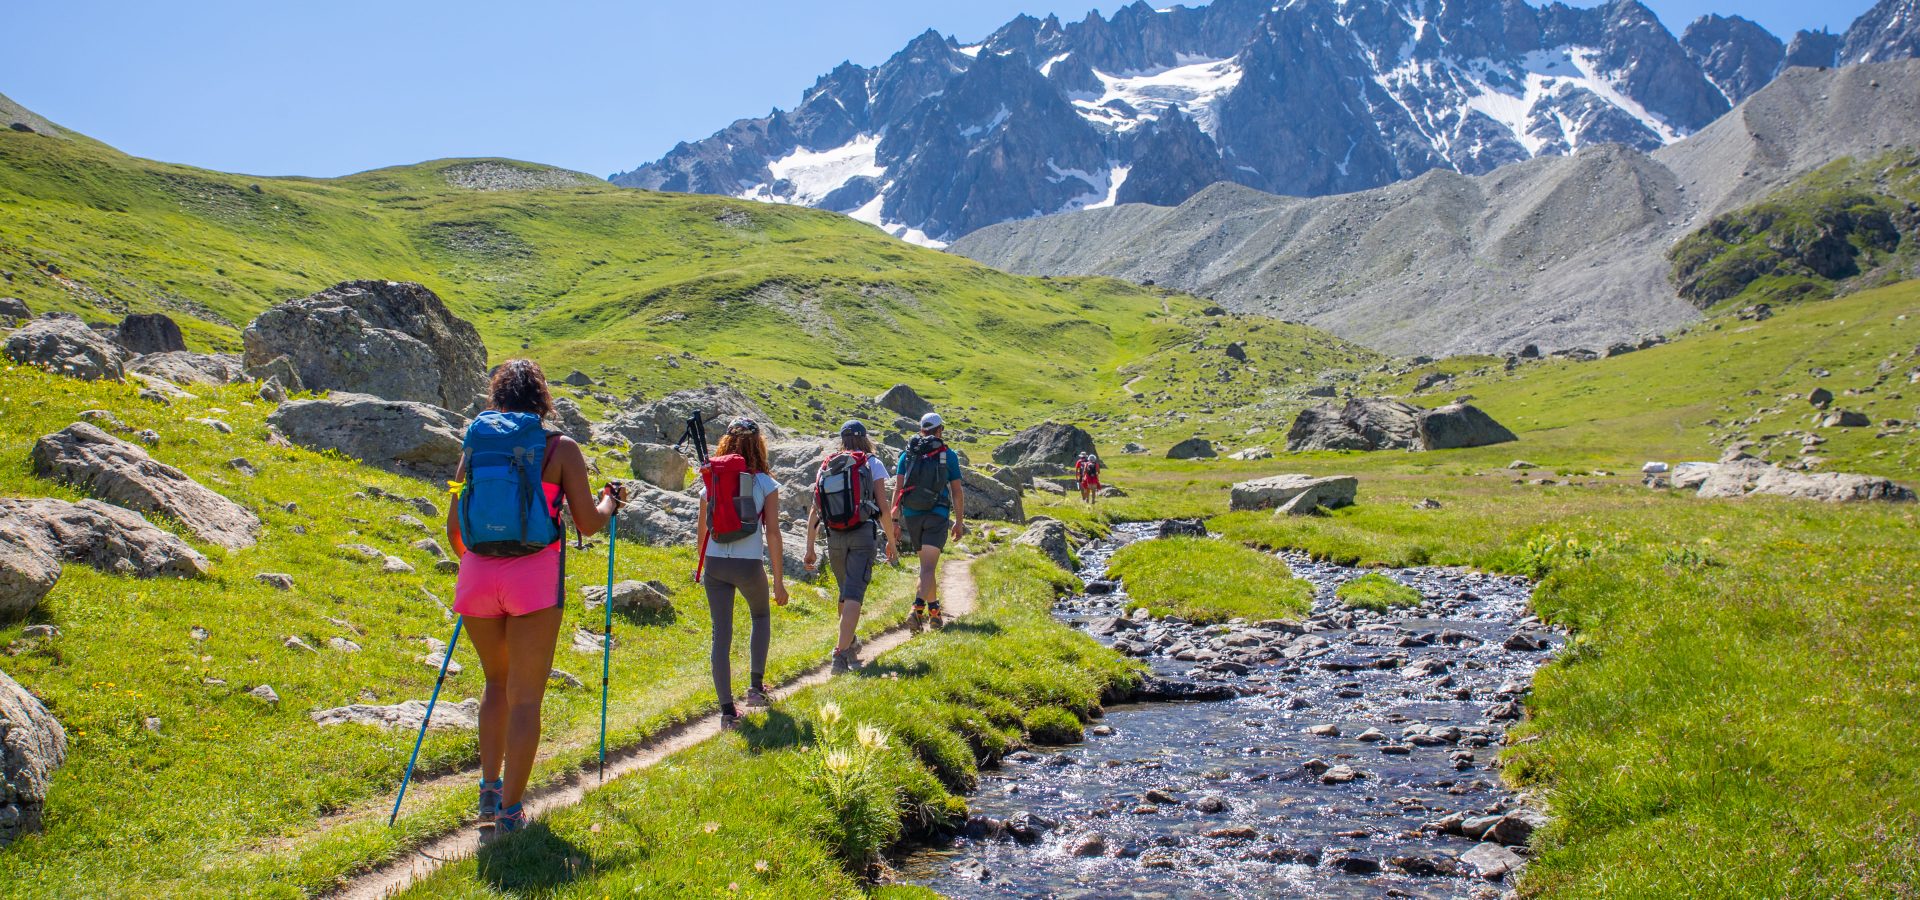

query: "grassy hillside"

left=0, top=120, right=1383, bottom=445
left=1670, top=148, right=1920, bottom=308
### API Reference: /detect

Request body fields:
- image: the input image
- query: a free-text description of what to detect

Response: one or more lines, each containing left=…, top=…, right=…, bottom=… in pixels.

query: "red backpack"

left=815, top=450, right=871, bottom=531
left=701, top=453, right=760, bottom=543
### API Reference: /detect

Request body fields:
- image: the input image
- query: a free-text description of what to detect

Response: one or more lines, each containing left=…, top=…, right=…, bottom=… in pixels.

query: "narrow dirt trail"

left=334, top=553, right=979, bottom=900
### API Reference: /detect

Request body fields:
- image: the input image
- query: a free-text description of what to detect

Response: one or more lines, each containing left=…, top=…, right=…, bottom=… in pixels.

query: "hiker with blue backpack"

left=442, top=360, right=627, bottom=835
left=803, top=420, right=898, bottom=673
left=691, top=417, right=789, bottom=730
left=895, top=412, right=965, bottom=631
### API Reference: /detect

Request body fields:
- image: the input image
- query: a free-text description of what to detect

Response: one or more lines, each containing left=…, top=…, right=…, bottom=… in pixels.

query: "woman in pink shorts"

left=447, top=360, right=625, bottom=833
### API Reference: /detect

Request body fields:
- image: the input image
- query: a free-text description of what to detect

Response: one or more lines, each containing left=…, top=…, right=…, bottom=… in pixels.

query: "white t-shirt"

left=700, top=472, right=781, bottom=559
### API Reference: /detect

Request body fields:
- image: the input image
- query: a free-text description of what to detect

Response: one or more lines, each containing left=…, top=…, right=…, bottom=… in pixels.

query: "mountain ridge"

left=950, top=60, right=1920, bottom=357
left=612, top=0, right=1920, bottom=246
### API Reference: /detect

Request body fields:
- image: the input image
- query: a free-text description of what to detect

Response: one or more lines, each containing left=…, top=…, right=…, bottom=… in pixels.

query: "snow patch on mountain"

left=743, top=135, right=885, bottom=206
left=1076, top=56, right=1244, bottom=135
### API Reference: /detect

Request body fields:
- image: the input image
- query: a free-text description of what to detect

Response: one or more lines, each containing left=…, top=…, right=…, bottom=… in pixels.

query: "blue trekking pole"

left=389, top=615, right=464, bottom=826
left=599, top=493, right=618, bottom=782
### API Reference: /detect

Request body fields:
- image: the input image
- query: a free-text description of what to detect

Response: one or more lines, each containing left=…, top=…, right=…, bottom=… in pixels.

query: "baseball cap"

left=919, top=412, right=944, bottom=431
left=726, top=417, right=758, bottom=433
left=839, top=419, right=867, bottom=436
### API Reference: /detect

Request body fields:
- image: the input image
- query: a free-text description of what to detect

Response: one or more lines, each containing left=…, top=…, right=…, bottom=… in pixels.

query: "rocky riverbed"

left=904, top=522, right=1560, bottom=898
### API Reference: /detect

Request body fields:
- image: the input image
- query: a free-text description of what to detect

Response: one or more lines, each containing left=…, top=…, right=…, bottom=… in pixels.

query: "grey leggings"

left=703, top=556, right=771, bottom=703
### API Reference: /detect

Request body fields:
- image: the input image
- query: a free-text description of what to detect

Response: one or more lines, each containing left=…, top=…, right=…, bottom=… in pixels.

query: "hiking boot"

left=831, top=649, right=859, bottom=674
left=478, top=778, right=504, bottom=822
left=494, top=803, right=527, bottom=835
left=928, top=603, right=945, bottom=630
left=743, top=687, right=771, bottom=708
left=719, top=712, right=741, bottom=731
left=907, top=599, right=927, bottom=633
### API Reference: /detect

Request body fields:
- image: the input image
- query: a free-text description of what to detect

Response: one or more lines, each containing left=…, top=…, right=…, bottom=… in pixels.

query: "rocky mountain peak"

left=613, top=0, right=1919, bottom=246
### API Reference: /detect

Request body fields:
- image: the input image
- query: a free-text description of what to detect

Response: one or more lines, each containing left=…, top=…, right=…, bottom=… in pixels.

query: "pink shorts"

left=453, top=544, right=564, bottom=618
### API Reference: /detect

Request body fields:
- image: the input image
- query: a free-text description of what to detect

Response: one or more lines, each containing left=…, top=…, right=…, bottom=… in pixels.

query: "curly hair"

left=488, top=359, right=553, bottom=417
left=715, top=429, right=770, bottom=474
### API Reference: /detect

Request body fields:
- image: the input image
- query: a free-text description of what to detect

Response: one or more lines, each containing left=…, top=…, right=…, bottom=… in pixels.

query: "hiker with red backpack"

left=1077, top=452, right=1103, bottom=504
left=691, top=417, right=789, bottom=730
left=444, top=360, right=627, bottom=835
left=803, top=420, right=899, bottom=673
left=895, top=412, right=965, bottom=631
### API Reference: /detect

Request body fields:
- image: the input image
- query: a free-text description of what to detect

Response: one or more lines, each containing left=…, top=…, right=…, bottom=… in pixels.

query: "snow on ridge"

left=740, top=135, right=884, bottom=207
left=1071, top=56, right=1244, bottom=135
left=848, top=195, right=947, bottom=248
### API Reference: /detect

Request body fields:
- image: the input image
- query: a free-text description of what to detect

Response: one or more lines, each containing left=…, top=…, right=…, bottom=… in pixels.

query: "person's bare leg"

left=918, top=544, right=942, bottom=606
left=500, top=605, right=563, bottom=808
left=836, top=600, right=860, bottom=652
left=462, top=616, right=511, bottom=782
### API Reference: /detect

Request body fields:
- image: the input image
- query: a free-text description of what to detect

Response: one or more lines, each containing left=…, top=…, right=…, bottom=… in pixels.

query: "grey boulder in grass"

left=0, top=497, right=210, bottom=618
left=242, top=280, right=489, bottom=412
left=4, top=313, right=125, bottom=381
left=875, top=383, right=934, bottom=419
left=267, top=393, right=467, bottom=482
left=1014, top=517, right=1075, bottom=572
left=1230, top=474, right=1359, bottom=512
left=592, top=384, right=781, bottom=446
left=1285, top=398, right=1515, bottom=451
left=1166, top=436, right=1217, bottom=459
left=992, top=421, right=1098, bottom=467
left=1695, top=459, right=1916, bottom=503
left=31, top=423, right=261, bottom=550
left=113, top=312, right=186, bottom=355
left=0, top=668, right=66, bottom=846
left=125, top=351, right=247, bottom=386
left=310, top=698, right=480, bottom=731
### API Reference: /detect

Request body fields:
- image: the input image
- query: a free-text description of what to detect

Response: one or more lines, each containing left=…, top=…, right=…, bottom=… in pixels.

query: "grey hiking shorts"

left=902, top=514, right=950, bottom=552
left=826, top=524, right=878, bottom=603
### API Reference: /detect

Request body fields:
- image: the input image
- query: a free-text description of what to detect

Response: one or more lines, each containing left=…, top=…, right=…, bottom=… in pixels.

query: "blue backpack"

left=458, top=411, right=563, bottom=557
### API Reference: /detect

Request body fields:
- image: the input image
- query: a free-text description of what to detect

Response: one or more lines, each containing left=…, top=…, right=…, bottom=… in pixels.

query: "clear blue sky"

left=0, top=0, right=1874, bottom=179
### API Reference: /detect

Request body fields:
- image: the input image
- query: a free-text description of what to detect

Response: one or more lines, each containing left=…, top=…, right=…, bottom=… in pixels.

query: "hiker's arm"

left=803, top=498, right=820, bottom=570
left=554, top=437, right=620, bottom=537
left=948, top=477, right=966, bottom=540
left=874, top=476, right=898, bottom=563
left=764, top=491, right=789, bottom=605
left=445, top=458, right=467, bottom=557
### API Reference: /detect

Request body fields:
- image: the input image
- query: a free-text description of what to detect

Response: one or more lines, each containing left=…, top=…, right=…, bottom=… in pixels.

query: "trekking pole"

left=598, top=501, right=616, bottom=782
left=389, top=615, right=464, bottom=826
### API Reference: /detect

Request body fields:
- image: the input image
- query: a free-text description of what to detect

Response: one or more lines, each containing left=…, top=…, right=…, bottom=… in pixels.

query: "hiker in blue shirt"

left=893, top=412, right=965, bottom=630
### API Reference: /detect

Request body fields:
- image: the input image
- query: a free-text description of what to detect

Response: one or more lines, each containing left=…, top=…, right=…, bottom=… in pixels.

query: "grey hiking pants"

left=703, top=556, right=771, bottom=703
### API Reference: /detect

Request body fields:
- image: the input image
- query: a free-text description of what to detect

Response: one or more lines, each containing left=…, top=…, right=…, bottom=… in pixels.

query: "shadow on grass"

left=858, top=659, right=933, bottom=680
left=475, top=821, right=603, bottom=892
left=615, top=605, right=678, bottom=627
left=936, top=620, right=1002, bottom=637
left=740, top=708, right=809, bottom=753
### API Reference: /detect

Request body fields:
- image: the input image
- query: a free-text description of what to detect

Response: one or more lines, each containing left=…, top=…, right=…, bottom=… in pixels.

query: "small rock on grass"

left=21, top=625, right=58, bottom=639
left=381, top=556, right=415, bottom=575
left=284, top=635, right=316, bottom=653
left=328, top=637, right=362, bottom=653
left=255, top=573, right=294, bottom=591
left=549, top=669, right=584, bottom=689
left=417, top=652, right=462, bottom=675
left=248, top=684, right=279, bottom=704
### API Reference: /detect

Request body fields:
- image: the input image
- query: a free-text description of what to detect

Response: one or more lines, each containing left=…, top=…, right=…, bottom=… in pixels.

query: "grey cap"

left=919, top=412, right=944, bottom=431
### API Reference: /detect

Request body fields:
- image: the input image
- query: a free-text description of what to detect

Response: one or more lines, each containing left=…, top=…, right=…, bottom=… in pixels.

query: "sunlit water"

left=903, top=522, right=1557, bottom=899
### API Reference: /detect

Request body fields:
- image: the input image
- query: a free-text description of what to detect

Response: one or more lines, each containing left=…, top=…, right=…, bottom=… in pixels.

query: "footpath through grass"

left=396, top=548, right=1142, bottom=898
left=0, top=366, right=915, bottom=898
left=1107, top=536, right=1313, bottom=624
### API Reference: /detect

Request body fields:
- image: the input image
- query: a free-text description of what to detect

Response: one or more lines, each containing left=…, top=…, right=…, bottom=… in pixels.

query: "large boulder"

left=960, top=466, right=1025, bottom=523
left=1014, top=517, right=1074, bottom=571
left=268, top=393, right=467, bottom=481
left=242, top=281, right=488, bottom=411
left=614, top=484, right=702, bottom=546
left=125, top=351, right=247, bottom=386
left=628, top=443, right=691, bottom=490
left=30, top=424, right=261, bottom=550
left=1285, top=399, right=1515, bottom=452
left=0, top=497, right=209, bottom=620
left=1695, top=460, right=1915, bottom=503
left=875, top=384, right=934, bottom=419
left=114, top=313, right=186, bottom=355
left=0, top=669, right=66, bottom=846
left=548, top=397, right=593, bottom=443
left=1418, top=403, right=1519, bottom=450
left=592, top=385, right=780, bottom=446
left=1230, top=475, right=1359, bottom=512
left=4, top=313, right=124, bottom=381
left=1166, top=437, right=1217, bottom=459
left=992, top=421, right=1097, bottom=467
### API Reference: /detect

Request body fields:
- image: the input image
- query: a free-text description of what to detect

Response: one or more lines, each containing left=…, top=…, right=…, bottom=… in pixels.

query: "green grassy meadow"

left=1106, top=536, right=1313, bottom=623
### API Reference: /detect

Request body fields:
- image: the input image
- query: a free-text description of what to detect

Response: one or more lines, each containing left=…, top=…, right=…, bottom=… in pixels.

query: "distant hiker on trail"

left=446, top=359, right=626, bottom=835
left=694, top=417, right=789, bottom=730
left=804, top=420, right=899, bottom=673
left=1075, top=452, right=1103, bottom=504
left=895, top=412, right=965, bottom=631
